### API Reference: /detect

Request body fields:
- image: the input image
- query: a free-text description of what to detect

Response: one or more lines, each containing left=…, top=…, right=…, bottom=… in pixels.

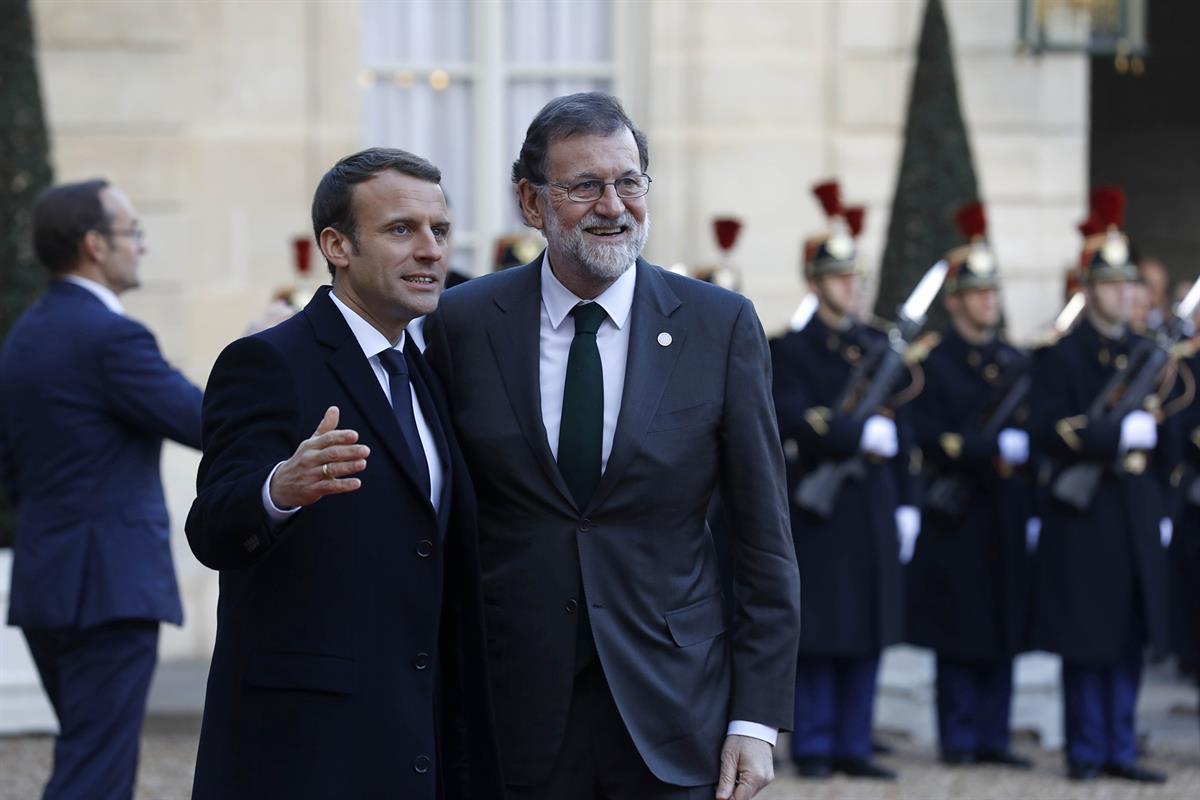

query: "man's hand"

left=715, top=735, right=773, bottom=800
left=269, top=406, right=369, bottom=508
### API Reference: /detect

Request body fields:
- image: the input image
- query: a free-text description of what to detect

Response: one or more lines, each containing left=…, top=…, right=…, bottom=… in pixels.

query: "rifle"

left=795, top=261, right=948, bottom=519
left=922, top=285, right=1087, bottom=518
left=924, top=370, right=1031, bottom=517
left=1052, top=278, right=1200, bottom=511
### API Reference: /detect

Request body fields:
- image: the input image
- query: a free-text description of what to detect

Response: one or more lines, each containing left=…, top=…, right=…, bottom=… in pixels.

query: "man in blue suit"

left=0, top=179, right=203, bottom=799
left=186, top=148, right=499, bottom=799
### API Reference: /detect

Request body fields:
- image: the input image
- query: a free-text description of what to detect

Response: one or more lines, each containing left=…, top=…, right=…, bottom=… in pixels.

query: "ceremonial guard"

left=1169, top=331, right=1200, bottom=699
left=771, top=181, right=920, bottom=780
left=905, top=202, right=1034, bottom=768
left=1028, top=187, right=1176, bottom=783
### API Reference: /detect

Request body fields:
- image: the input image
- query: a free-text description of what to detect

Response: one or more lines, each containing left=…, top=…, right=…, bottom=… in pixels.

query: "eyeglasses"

left=548, top=174, right=652, bottom=203
left=102, top=226, right=146, bottom=243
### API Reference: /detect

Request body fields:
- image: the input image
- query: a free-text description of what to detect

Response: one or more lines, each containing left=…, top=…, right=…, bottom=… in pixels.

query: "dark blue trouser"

left=23, top=620, right=160, bottom=800
left=1061, top=634, right=1144, bottom=767
left=935, top=655, right=1014, bottom=756
left=791, top=654, right=880, bottom=760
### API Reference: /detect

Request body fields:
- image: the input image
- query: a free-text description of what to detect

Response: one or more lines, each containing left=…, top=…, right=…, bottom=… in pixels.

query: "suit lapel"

left=485, top=261, right=578, bottom=512
left=587, top=260, right=685, bottom=512
left=305, top=288, right=436, bottom=518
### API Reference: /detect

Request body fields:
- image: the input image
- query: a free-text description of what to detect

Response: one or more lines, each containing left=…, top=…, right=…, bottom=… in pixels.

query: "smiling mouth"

left=585, top=225, right=629, bottom=237
left=402, top=275, right=437, bottom=285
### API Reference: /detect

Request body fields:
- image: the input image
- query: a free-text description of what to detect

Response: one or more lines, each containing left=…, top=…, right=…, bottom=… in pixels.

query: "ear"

left=516, top=179, right=546, bottom=231
left=81, top=229, right=108, bottom=264
left=319, top=227, right=353, bottom=276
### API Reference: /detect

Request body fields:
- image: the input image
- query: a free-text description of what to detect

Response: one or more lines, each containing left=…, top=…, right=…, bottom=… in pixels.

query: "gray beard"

left=544, top=208, right=649, bottom=281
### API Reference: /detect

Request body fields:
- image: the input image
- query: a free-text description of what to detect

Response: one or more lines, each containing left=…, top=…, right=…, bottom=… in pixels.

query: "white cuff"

left=262, top=461, right=300, bottom=523
left=726, top=720, right=778, bottom=746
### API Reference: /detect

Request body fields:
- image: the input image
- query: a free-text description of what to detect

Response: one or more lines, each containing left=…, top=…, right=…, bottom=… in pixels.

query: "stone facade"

left=25, top=0, right=1089, bottom=661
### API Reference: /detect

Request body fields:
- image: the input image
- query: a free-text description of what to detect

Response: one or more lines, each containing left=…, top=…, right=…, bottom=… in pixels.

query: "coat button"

left=413, top=652, right=430, bottom=670
left=564, top=599, right=578, bottom=614
left=413, top=754, right=431, bottom=774
left=416, top=539, right=434, bottom=558
left=578, top=519, right=591, bottom=532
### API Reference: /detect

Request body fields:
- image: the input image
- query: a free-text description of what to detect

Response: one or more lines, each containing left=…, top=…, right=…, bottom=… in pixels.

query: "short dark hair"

left=311, top=147, right=442, bottom=278
left=32, top=179, right=112, bottom=274
left=511, top=92, right=649, bottom=187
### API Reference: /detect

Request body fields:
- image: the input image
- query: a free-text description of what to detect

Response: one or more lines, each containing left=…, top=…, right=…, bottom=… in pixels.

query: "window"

left=361, top=0, right=636, bottom=277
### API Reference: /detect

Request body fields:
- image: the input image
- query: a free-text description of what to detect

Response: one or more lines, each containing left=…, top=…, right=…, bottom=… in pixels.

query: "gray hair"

left=511, top=92, right=649, bottom=186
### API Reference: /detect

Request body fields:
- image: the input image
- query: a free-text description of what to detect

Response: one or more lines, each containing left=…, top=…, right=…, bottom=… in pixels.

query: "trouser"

left=505, top=660, right=714, bottom=800
left=1062, top=616, right=1144, bottom=767
left=935, top=655, right=1014, bottom=756
left=23, top=620, right=160, bottom=800
left=790, top=654, right=880, bottom=760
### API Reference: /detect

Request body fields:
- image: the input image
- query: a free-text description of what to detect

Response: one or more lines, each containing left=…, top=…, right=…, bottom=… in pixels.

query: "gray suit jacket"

left=425, top=257, right=800, bottom=787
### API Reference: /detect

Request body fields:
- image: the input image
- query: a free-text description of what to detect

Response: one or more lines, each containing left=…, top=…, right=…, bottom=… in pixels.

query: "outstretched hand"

left=268, top=406, right=369, bottom=509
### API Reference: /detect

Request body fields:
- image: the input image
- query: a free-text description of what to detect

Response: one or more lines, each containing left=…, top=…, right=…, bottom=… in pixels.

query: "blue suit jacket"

left=0, top=280, right=202, bottom=630
left=186, top=287, right=500, bottom=799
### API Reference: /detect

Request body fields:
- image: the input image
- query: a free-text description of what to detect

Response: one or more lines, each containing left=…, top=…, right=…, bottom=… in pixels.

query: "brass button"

left=984, top=363, right=1000, bottom=381
left=1115, top=354, right=1128, bottom=370
left=1098, top=348, right=1111, bottom=366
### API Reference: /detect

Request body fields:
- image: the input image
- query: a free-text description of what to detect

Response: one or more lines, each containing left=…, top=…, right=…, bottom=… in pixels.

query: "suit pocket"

left=664, top=593, right=726, bottom=647
left=647, top=402, right=719, bottom=433
left=246, top=652, right=355, bottom=695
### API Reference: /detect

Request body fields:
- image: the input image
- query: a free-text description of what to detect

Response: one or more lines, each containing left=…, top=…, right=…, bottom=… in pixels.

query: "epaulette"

left=905, top=331, right=941, bottom=365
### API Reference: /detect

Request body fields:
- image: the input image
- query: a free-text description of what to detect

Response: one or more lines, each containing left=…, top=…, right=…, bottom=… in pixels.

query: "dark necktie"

left=558, top=302, right=607, bottom=673
left=378, top=348, right=431, bottom=500
left=558, top=302, right=607, bottom=508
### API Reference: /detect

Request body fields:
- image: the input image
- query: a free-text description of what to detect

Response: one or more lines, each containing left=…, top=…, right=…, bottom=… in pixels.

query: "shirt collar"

left=540, top=252, right=637, bottom=331
left=328, top=289, right=406, bottom=360
left=62, top=275, right=124, bottom=315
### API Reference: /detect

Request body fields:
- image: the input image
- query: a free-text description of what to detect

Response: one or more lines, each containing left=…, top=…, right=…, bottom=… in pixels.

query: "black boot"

left=976, top=750, right=1033, bottom=769
left=1103, top=762, right=1167, bottom=783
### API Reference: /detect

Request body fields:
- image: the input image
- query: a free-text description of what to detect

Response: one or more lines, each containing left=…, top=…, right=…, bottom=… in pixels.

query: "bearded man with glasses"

left=425, top=92, right=800, bottom=800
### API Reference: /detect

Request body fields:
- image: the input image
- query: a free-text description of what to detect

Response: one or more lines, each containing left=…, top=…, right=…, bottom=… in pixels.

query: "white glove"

left=998, top=428, right=1029, bottom=466
left=896, top=505, right=920, bottom=564
left=1161, top=518, right=1173, bottom=548
left=1119, top=410, right=1158, bottom=452
left=1025, top=517, right=1041, bottom=553
left=861, top=415, right=899, bottom=459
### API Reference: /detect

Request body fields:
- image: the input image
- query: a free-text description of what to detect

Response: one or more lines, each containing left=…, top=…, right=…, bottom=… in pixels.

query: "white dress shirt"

left=537, top=254, right=777, bottom=747
left=63, top=275, right=124, bottom=315
left=262, top=291, right=443, bottom=520
left=539, top=254, right=634, bottom=469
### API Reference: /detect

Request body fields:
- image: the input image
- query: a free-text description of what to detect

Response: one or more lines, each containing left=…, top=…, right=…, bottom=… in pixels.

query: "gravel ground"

left=2, top=719, right=1198, bottom=800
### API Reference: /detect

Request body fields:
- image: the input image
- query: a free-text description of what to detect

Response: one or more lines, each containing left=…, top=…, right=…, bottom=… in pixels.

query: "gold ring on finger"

left=322, top=462, right=331, bottom=479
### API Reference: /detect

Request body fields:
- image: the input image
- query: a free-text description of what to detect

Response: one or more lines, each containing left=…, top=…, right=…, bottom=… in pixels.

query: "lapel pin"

left=657, top=332, right=672, bottom=347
